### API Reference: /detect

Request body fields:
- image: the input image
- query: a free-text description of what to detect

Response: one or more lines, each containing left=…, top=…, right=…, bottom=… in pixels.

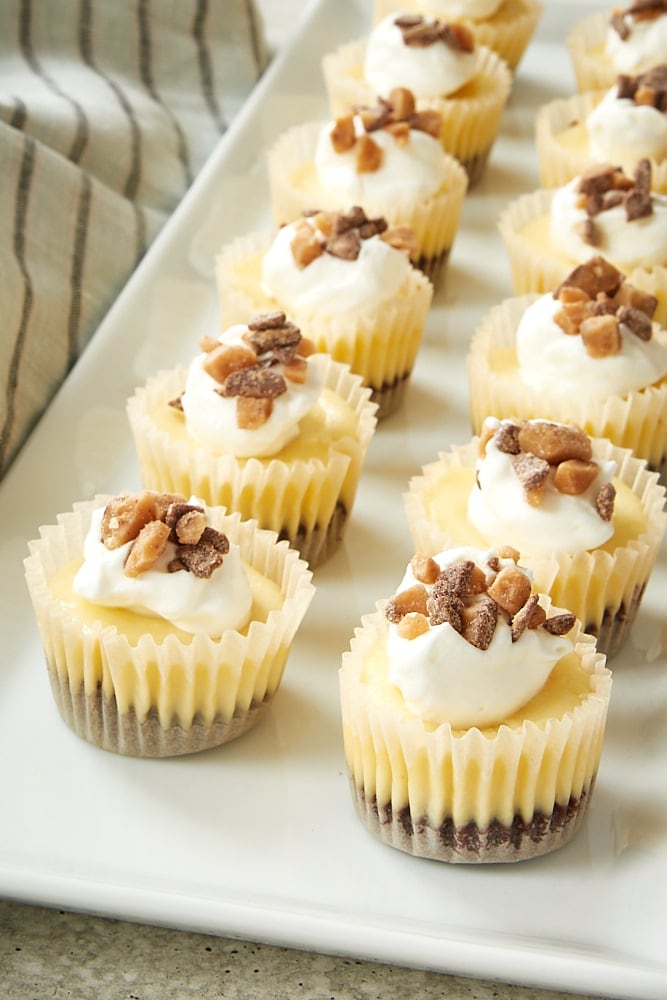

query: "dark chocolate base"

left=350, top=781, right=594, bottom=863
left=280, top=500, right=348, bottom=570
left=587, top=581, right=646, bottom=660
left=416, top=249, right=450, bottom=289
left=371, top=371, right=411, bottom=421
left=460, top=147, right=492, bottom=188
left=48, top=673, right=269, bottom=757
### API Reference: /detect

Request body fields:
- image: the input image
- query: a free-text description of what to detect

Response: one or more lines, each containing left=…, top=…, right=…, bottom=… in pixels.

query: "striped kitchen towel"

left=0, top=0, right=267, bottom=479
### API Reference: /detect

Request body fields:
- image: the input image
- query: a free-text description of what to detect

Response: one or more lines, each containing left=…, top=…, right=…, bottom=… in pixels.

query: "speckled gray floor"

left=0, top=900, right=609, bottom=1000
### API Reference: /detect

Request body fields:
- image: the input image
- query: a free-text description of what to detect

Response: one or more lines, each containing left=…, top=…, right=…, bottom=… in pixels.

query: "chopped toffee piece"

left=386, top=551, right=574, bottom=648
left=484, top=420, right=615, bottom=518
left=289, top=207, right=417, bottom=267
left=553, top=257, right=657, bottom=358
left=329, top=87, right=442, bottom=171
left=100, top=492, right=231, bottom=579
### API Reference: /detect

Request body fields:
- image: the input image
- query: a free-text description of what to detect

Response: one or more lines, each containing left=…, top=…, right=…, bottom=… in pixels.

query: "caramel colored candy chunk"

left=101, top=492, right=158, bottom=550
left=553, top=459, right=599, bottom=495
left=385, top=584, right=429, bottom=622
left=396, top=611, right=430, bottom=640
left=487, top=565, right=532, bottom=616
left=203, top=343, right=257, bottom=383
left=517, top=422, right=593, bottom=464
left=124, top=519, right=170, bottom=577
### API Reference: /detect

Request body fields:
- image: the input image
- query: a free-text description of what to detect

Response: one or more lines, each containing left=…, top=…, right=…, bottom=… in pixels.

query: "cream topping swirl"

left=314, top=115, right=447, bottom=204
left=363, top=14, right=478, bottom=99
left=516, top=292, right=667, bottom=398
left=386, top=546, right=573, bottom=728
left=180, top=323, right=323, bottom=459
left=73, top=502, right=253, bottom=636
left=260, top=218, right=413, bottom=314
left=586, top=86, right=667, bottom=172
left=468, top=419, right=617, bottom=555
left=606, top=10, right=667, bottom=74
left=549, top=175, right=667, bottom=270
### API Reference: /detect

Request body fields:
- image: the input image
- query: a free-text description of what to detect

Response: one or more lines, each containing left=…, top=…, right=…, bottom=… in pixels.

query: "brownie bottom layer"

left=416, top=248, right=450, bottom=289
left=48, top=673, right=269, bottom=757
left=371, top=371, right=411, bottom=421
left=350, top=782, right=594, bottom=864
left=460, top=146, right=492, bottom=188
left=587, top=581, right=646, bottom=660
left=281, top=499, right=348, bottom=569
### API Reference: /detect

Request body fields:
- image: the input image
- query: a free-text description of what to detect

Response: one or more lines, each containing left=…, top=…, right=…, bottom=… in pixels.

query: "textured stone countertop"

left=1, top=899, right=607, bottom=1000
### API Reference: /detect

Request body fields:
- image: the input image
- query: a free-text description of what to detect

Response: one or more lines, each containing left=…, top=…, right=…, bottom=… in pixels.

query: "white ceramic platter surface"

left=2, top=2, right=666, bottom=997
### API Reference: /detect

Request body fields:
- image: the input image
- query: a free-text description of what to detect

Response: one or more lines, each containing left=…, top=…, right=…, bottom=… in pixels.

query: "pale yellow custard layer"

left=43, top=558, right=288, bottom=725
left=340, top=619, right=610, bottom=828
left=152, top=386, right=358, bottom=468
left=49, top=558, right=283, bottom=645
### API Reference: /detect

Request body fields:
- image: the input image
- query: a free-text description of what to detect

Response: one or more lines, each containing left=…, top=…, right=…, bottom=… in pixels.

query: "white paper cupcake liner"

left=24, top=500, right=315, bottom=756
left=340, top=601, right=611, bottom=863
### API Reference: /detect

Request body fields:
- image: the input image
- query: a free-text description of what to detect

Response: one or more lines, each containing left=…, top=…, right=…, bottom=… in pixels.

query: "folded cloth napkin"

left=0, top=0, right=267, bottom=479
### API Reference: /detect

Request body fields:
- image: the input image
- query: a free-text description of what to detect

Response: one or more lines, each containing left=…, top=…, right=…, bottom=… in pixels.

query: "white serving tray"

left=2, top=2, right=666, bottom=997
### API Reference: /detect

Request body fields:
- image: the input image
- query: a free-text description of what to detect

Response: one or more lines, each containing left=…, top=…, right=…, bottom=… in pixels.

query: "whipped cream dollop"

left=386, top=546, right=574, bottom=728
left=260, top=214, right=414, bottom=315
left=549, top=174, right=667, bottom=270
left=180, top=320, right=323, bottom=459
left=516, top=291, right=667, bottom=398
left=363, top=14, right=478, bottom=100
left=586, top=85, right=667, bottom=172
left=468, top=418, right=617, bottom=555
left=73, top=499, right=253, bottom=636
left=605, top=6, right=667, bottom=74
left=314, top=113, right=447, bottom=204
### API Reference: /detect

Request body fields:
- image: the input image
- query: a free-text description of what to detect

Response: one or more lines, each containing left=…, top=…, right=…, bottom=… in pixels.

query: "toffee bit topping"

left=329, top=88, right=442, bottom=173
left=572, top=162, right=654, bottom=247
left=184, top=312, right=313, bottom=431
left=616, top=65, right=667, bottom=112
left=483, top=419, right=615, bottom=518
left=289, top=207, right=416, bottom=267
left=542, top=611, right=576, bottom=636
left=553, top=256, right=657, bottom=357
left=611, top=3, right=667, bottom=41
left=596, top=480, right=617, bottom=521
left=100, top=492, right=230, bottom=579
left=385, top=551, right=574, bottom=648
left=394, top=14, right=475, bottom=53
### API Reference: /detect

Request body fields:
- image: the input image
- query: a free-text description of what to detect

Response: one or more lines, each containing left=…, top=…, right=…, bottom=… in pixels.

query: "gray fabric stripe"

left=67, top=172, right=92, bottom=367
left=8, top=95, right=28, bottom=130
left=78, top=0, right=142, bottom=202
left=77, top=0, right=146, bottom=262
left=0, top=136, right=36, bottom=472
left=137, top=0, right=193, bottom=188
left=18, top=0, right=89, bottom=163
left=192, top=0, right=226, bottom=135
left=244, top=0, right=266, bottom=76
